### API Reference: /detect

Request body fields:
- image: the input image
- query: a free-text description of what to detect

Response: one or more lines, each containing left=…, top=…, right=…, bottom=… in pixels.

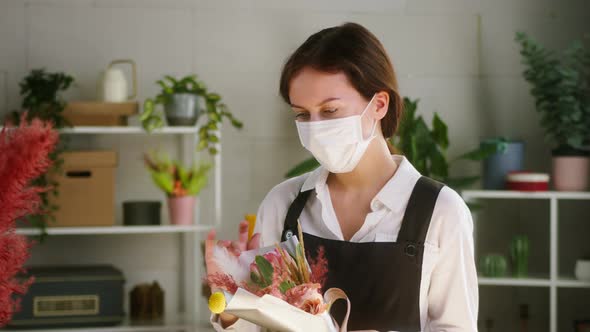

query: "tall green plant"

left=515, top=32, right=590, bottom=153
left=141, top=75, right=243, bottom=155
left=285, top=97, right=504, bottom=192
left=8, top=69, right=74, bottom=240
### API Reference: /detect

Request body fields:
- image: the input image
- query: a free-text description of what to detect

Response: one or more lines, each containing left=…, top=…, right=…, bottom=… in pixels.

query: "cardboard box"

left=63, top=101, right=138, bottom=126
left=49, top=151, right=117, bottom=227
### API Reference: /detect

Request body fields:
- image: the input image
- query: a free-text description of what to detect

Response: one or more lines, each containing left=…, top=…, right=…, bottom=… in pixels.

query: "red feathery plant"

left=0, top=114, right=58, bottom=327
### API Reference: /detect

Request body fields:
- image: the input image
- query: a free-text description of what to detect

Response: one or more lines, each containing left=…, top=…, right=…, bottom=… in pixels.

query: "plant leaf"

left=285, top=157, right=320, bottom=178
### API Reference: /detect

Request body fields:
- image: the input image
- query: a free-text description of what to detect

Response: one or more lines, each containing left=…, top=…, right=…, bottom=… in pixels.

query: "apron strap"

left=397, top=176, right=444, bottom=247
left=281, top=189, right=313, bottom=241
left=281, top=176, right=445, bottom=246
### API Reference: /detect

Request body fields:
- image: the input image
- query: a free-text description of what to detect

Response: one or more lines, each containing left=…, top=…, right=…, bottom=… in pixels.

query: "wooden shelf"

left=59, top=126, right=198, bottom=135
left=462, top=189, right=590, bottom=200
left=16, top=225, right=212, bottom=236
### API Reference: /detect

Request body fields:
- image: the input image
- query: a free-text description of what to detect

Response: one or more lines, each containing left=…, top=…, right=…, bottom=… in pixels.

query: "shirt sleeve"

left=426, top=190, right=479, bottom=331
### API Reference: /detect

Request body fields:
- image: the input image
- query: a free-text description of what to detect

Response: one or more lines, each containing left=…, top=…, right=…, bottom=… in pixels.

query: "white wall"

left=1, top=0, right=588, bottom=327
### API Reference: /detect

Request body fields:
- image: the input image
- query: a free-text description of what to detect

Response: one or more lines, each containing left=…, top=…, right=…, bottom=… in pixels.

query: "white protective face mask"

left=296, top=94, right=378, bottom=173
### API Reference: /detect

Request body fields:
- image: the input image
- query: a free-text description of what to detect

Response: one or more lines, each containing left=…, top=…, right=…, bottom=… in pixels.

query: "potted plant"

left=141, top=74, right=243, bottom=155
left=286, top=97, right=504, bottom=193
left=515, top=32, right=590, bottom=191
left=144, top=151, right=211, bottom=225
left=7, top=69, right=74, bottom=240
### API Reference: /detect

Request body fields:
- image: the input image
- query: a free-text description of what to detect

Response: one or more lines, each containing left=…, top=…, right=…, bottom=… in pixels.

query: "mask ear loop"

left=360, top=94, right=378, bottom=140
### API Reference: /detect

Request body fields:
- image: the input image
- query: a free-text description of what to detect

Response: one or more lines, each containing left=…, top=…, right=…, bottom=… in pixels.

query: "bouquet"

left=205, top=226, right=351, bottom=332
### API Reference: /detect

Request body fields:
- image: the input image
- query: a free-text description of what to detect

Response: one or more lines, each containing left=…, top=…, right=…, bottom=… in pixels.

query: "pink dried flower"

left=205, top=273, right=238, bottom=294
left=284, top=283, right=323, bottom=308
left=301, top=298, right=328, bottom=315
left=307, top=245, right=328, bottom=289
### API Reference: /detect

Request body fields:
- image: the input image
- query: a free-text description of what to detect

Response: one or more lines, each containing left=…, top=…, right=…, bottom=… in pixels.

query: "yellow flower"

left=245, top=214, right=256, bottom=240
left=208, top=291, right=226, bottom=314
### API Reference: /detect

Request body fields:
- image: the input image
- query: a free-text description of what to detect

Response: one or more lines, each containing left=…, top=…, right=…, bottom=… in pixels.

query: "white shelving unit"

left=462, top=190, right=590, bottom=332
left=15, top=225, right=212, bottom=236
left=11, top=125, right=220, bottom=332
left=2, top=314, right=214, bottom=332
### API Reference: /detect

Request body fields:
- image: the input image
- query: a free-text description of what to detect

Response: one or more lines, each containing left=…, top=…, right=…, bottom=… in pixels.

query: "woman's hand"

left=205, top=220, right=261, bottom=328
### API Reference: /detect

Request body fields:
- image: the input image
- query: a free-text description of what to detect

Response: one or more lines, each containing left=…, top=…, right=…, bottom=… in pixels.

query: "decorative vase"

left=510, top=235, right=529, bottom=277
left=552, top=152, right=589, bottom=191
left=482, top=139, right=524, bottom=190
left=480, top=254, right=508, bottom=277
left=164, top=93, right=200, bottom=126
left=167, top=195, right=195, bottom=225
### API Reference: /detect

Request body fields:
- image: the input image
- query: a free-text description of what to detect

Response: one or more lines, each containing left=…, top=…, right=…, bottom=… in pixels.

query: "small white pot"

left=575, top=260, right=590, bottom=281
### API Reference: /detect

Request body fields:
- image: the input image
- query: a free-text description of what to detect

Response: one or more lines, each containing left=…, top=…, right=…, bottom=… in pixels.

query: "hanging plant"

left=141, top=74, right=243, bottom=155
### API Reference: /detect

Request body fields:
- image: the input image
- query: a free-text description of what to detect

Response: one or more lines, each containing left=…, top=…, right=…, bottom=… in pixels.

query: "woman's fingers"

left=247, top=232, right=261, bottom=250
left=236, top=220, right=249, bottom=250
left=206, top=220, right=254, bottom=264
left=205, top=229, right=217, bottom=259
left=217, top=240, right=231, bottom=247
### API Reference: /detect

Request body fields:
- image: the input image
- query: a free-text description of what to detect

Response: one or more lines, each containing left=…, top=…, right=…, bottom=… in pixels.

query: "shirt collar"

left=300, top=154, right=422, bottom=214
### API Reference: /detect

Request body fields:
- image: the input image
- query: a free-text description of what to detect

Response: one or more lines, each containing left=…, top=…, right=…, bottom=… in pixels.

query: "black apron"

left=280, top=176, right=444, bottom=332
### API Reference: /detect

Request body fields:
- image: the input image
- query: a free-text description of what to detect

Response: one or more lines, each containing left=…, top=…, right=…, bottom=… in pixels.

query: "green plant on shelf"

left=141, top=74, right=243, bottom=155
left=515, top=31, right=590, bottom=155
left=144, top=151, right=211, bottom=197
left=7, top=69, right=75, bottom=241
left=286, top=97, right=505, bottom=193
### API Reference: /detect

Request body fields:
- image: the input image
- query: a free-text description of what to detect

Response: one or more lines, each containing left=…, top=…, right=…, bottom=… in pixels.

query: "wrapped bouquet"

left=205, top=226, right=350, bottom=332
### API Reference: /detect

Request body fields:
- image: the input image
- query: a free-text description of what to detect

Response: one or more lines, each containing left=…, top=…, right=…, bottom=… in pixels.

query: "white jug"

left=102, top=59, right=137, bottom=102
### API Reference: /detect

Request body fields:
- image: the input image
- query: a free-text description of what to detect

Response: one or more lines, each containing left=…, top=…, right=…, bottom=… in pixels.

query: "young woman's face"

left=288, top=67, right=388, bottom=137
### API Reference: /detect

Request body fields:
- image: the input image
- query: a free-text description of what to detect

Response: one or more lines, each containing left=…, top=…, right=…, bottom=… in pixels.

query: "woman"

left=207, top=22, right=478, bottom=331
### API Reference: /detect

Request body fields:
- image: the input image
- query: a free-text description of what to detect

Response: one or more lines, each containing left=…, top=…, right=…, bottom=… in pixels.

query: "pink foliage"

left=0, top=115, right=58, bottom=327
left=205, top=273, right=239, bottom=294
left=307, top=245, right=328, bottom=289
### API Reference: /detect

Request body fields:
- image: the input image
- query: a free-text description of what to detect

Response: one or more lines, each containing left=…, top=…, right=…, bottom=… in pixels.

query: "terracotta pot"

left=167, top=196, right=196, bottom=225
left=552, top=156, right=589, bottom=191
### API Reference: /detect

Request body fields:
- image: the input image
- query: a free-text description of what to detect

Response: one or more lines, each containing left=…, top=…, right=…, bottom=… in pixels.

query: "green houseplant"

left=8, top=69, right=74, bottom=239
left=141, top=75, right=243, bottom=155
left=286, top=97, right=503, bottom=192
left=515, top=31, right=590, bottom=191
left=144, top=151, right=211, bottom=225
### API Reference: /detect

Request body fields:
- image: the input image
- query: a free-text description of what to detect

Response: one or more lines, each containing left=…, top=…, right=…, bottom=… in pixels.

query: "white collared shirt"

left=211, top=154, right=478, bottom=332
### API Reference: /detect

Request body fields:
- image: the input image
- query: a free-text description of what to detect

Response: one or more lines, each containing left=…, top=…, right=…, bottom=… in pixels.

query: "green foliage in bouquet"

left=141, top=74, right=243, bottom=155
left=144, top=151, right=211, bottom=197
left=249, top=227, right=313, bottom=295
left=515, top=31, right=590, bottom=153
left=286, top=97, right=504, bottom=191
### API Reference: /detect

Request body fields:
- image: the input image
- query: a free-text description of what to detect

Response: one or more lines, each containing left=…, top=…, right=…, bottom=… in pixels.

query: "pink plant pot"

left=167, top=195, right=196, bottom=225
left=552, top=156, right=589, bottom=191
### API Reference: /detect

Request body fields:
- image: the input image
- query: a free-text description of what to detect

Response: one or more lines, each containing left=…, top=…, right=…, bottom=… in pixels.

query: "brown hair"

left=279, top=22, right=403, bottom=140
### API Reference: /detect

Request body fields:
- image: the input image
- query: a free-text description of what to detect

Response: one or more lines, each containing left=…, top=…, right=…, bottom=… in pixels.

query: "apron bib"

left=280, top=176, right=444, bottom=332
